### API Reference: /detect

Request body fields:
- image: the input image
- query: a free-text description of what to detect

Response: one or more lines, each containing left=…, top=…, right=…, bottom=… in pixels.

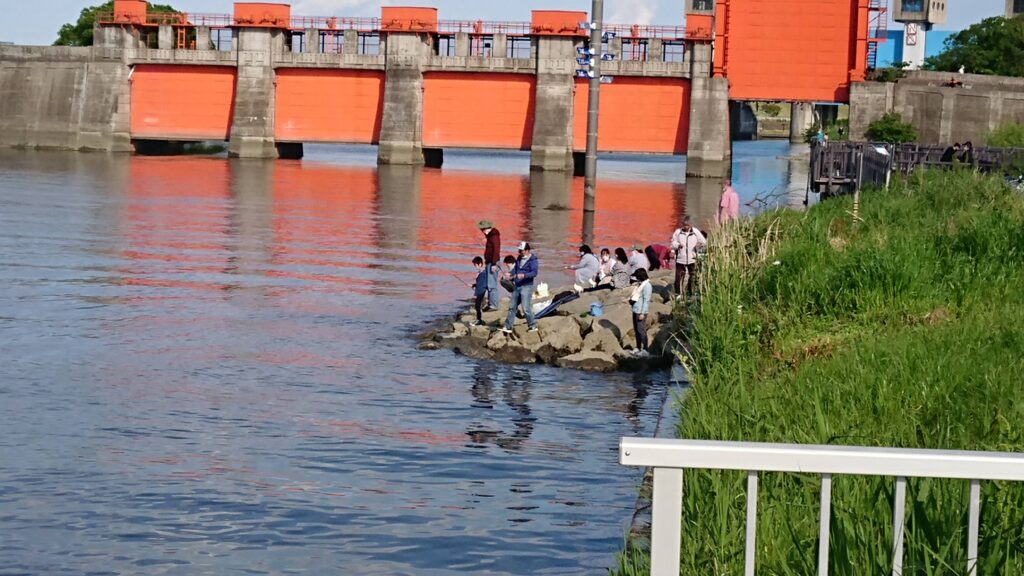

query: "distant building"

left=893, top=0, right=948, bottom=68
left=876, top=29, right=957, bottom=68
left=1009, top=0, right=1024, bottom=17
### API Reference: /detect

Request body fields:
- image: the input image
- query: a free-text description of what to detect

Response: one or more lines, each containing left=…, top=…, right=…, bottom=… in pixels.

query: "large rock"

left=582, top=327, right=626, bottom=357
left=485, top=331, right=539, bottom=364
left=469, top=324, right=491, bottom=340
left=538, top=316, right=583, bottom=355
left=559, top=295, right=593, bottom=317
left=556, top=350, right=618, bottom=372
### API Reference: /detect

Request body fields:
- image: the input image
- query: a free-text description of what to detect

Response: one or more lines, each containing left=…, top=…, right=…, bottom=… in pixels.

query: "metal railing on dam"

left=620, top=438, right=1024, bottom=576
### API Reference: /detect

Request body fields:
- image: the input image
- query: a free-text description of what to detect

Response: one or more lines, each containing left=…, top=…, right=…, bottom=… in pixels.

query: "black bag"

left=501, top=278, right=515, bottom=293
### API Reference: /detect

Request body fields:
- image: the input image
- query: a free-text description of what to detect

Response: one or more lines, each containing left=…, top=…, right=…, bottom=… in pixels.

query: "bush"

left=866, top=112, right=918, bottom=144
left=986, top=123, right=1024, bottom=148
left=761, top=103, right=782, bottom=118
left=871, top=61, right=909, bottom=83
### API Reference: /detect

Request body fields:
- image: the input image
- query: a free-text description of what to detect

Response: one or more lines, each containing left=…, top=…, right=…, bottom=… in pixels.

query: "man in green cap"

left=478, top=220, right=501, bottom=310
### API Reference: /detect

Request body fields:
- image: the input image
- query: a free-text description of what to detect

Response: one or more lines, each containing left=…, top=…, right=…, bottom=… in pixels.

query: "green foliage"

left=924, top=16, right=1024, bottom=77
left=54, top=1, right=178, bottom=46
left=761, top=103, right=782, bottom=118
left=866, top=112, right=918, bottom=144
left=654, top=170, right=1024, bottom=574
left=987, top=123, right=1024, bottom=148
left=872, top=61, right=910, bottom=83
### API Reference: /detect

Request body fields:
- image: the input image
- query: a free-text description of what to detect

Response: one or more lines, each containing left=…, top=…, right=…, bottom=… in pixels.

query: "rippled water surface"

left=0, top=144, right=797, bottom=574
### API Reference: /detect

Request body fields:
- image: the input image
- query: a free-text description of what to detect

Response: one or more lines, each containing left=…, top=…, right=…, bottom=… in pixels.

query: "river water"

left=0, top=142, right=800, bottom=575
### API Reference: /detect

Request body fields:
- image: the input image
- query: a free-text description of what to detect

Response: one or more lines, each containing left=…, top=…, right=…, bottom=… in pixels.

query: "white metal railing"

left=620, top=438, right=1024, bottom=576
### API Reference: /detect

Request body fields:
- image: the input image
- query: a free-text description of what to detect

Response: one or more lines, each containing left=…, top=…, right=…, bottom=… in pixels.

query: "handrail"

left=620, top=438, right=1024, bottom=576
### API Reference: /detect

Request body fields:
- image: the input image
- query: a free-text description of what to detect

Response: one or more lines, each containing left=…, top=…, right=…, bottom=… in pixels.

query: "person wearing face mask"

left=598, top=248, right=615, bottom=281
left=564, top=244, right=601, bottom=292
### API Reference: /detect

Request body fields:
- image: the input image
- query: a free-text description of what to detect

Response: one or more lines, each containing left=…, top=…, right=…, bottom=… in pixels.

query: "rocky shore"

left=420, top=270, right=679, bottom=372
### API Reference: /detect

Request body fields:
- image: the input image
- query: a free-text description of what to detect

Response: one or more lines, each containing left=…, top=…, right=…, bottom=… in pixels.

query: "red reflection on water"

left=116, top=156, right=692, bottom=297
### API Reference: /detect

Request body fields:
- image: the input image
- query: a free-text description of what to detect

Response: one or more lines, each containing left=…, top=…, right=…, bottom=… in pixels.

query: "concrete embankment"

left=422, top=270, right=678, bottom=372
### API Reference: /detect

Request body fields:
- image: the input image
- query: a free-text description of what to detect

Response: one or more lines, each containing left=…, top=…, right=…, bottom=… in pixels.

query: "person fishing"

left=470, top=256, right=488, bottom=327
left=478, top=220, right=501, bottom=311
left=502, top=242, right=539, bottom=334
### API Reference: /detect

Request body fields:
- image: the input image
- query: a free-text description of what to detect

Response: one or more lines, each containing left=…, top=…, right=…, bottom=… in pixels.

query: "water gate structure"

left=0, top=0, right=888, bottom=178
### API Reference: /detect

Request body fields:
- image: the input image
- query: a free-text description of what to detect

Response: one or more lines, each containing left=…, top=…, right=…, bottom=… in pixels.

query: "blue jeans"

left=486, top=264, right=500, bottom=308
left=506, top=285, right=535, bottom=330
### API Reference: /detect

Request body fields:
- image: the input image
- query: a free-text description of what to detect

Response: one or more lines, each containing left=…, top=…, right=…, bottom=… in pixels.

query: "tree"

left=923, top=16, right=1024, bottom=77
left=866, top=112, right=918, bottom=144
left=54, top=1, right=178, bottom=47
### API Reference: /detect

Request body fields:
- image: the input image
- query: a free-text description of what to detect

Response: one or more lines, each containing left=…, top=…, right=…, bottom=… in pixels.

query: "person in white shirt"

left=670, top=216, right=707, bottom=297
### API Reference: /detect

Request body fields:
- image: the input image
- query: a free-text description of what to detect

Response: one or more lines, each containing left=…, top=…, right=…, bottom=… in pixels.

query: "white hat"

left=518, top=241, right=531, bottom=251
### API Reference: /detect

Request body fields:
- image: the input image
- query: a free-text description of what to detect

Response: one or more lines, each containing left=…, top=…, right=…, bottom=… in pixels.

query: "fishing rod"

left=450, top=273, right=473, bottom=288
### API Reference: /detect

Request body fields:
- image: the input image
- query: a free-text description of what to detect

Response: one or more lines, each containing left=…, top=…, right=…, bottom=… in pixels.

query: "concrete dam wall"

left=850, top=71, right=1024, bottom=145
left=0, top=46, right=132, bottom=152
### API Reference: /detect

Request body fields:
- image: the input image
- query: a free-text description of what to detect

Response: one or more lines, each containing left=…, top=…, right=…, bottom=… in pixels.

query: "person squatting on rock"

left=478, top=220, right=501, bottom=310
left=610, top=248, right=631, bottom=289
left=565, top=244, right=601, bottom=292
left=598, top=248, right=615, bottom=281
left=671, top=216, right=707, bottom=298
left=628, top=244, right=651, bottom=277
left=471, top=257, right=488, bottom=326
left=503, top=242, right=539, bottom=334
left=629, top=268, right=653, bottom=358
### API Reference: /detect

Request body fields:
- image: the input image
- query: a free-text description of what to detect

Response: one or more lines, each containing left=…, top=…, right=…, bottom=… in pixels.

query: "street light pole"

left=583, top=0, right=604, bottom=214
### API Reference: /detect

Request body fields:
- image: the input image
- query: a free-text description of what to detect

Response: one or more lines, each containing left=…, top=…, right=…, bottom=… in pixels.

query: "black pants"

left=675, top=262, right=697, bottom=295
left=475, top=293, right=485, bottom=322
left=632, top=312, right=648, bottom=351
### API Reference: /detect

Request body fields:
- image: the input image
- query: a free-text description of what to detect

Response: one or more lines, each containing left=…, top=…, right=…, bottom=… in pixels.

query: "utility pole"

left=583, top=0, right=604, bottom=214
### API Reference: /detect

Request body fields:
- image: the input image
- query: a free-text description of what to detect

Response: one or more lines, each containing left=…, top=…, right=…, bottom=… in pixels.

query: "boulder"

left=556, top=350, right=618, bottom=372
left=582, top=327, right=626, bottom=357
left=572, top=314, right=595, bottom=335
left=452, top=322, right=469, bottom=337
left=538, top=316, right=584, bottom=355
left=649, top=299, right=674, bottom=323
left=486, top=331, right=509, bottom=351
left=469, top=324, right=491, bottom=340
left=559, top=295, right=593, bottom=317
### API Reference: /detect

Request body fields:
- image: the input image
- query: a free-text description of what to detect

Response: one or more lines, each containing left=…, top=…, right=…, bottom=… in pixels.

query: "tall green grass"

left=618, top=170, right=1024, bottom=574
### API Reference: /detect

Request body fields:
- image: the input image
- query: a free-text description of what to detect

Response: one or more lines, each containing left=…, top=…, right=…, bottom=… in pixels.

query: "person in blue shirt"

left=502, top=242, right=539, bottom=334
left=471, top=256, right=488, bottom=326
left=629, top=268, right=654, bottom=357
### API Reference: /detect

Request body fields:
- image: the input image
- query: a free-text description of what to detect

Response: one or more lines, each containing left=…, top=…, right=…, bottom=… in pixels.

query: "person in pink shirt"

left=718, top=179, right=740, bottom=224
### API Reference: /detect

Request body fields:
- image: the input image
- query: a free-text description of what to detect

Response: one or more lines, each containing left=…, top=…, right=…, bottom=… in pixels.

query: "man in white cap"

left=502, top=242, right=539, bottom=334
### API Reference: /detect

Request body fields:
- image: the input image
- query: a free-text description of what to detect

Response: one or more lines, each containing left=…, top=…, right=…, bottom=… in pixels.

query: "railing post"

left=818, top=474, right=833, bottom=576
left=745, top=471, right=759, bottom=576
left=892, top=476, right=907, bottom=576
left=967, top=479, right=981, bottom=576
left=650, top=467, right=683, bottom=576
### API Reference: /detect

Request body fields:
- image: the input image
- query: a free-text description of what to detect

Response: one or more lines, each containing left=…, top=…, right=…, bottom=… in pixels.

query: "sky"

left=0, top=0, right=1007, bottom=46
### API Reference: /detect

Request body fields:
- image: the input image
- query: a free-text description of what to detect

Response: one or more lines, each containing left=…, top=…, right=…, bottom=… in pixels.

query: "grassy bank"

left=620, top=170, right=1024, bottom=574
